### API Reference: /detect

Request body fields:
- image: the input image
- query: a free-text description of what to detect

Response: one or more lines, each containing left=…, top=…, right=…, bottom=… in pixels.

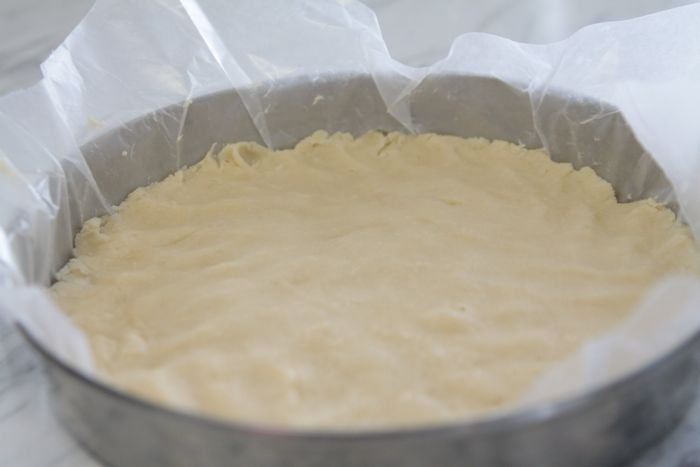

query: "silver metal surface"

left=21, top=73, right=700, bottom=467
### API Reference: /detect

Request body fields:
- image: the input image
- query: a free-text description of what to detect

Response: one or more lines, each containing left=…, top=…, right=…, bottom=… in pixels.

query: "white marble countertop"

left=2, top=1, right=700, bottom=466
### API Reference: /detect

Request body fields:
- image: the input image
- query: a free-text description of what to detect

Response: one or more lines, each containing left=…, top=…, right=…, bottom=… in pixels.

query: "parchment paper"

left=2, top=0, right=700, bottom=411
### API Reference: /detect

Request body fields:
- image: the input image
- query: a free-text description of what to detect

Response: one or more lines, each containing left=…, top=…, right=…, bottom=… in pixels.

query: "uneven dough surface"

left=51, top=131, right=700, bottom=427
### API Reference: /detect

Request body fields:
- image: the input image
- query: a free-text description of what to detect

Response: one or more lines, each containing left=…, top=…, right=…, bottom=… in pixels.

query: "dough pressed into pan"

left=51, top=131, right=700, bottom=427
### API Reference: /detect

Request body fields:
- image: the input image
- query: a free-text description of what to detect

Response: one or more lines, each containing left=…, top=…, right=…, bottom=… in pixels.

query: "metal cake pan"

left=20, top=72, right=700, bottom=467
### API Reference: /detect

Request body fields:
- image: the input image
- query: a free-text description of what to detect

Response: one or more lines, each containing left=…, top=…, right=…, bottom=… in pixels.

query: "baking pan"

left=20, top=72, right=700, bottom=467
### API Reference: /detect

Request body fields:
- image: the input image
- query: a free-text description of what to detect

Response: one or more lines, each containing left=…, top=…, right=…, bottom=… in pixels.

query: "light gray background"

left=2, top=1, right=700, bottom=466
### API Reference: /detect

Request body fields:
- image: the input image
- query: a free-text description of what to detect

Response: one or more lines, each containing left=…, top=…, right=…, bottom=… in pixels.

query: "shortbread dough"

left=51, top=131, right=700, bottom=427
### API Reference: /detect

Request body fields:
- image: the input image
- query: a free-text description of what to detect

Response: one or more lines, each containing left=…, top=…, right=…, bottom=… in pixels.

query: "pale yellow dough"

left=51, top=131, right=700, bottom=427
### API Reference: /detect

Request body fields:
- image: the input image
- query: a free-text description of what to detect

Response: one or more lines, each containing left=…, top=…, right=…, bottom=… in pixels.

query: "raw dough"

left=51, top=131, right=700, bottom=427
